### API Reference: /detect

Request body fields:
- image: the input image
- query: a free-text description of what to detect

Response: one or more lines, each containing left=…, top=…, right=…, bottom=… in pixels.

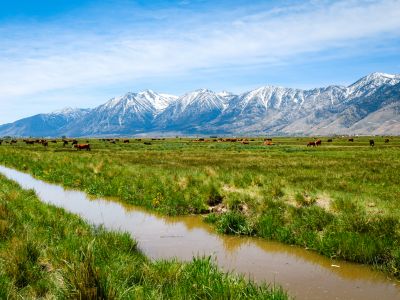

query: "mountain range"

left=1, top=72, right=399, bottom=137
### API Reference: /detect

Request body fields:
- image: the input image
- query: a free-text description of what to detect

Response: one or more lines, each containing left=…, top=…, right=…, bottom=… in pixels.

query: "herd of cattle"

left=0, top=137, right=392, bottom=149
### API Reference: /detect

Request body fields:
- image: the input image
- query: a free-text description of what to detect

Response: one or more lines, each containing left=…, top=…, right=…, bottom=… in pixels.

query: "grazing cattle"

left=143, top=142, right=152, bottom=145
left=385, top=139, right=390, bottom=143
left=135, top=138, right=142, bottom=141
left=307, top=141, right=316, bottom=147
left=74, top=144, right=91, bottom=151
left=348, top=138, right=354, bottom=142
left=10, top=140, right=17, bottom=144
left=25, top=140, right=34, bottom=145
left=369, top=139, right=375, bottom=147
left=123, top=139, right=129, bottom=143
left=110, top=140, right=116, bottom=144
left=241, top=141, right=249, bottom=145
left=0, top=140, right=3, bottom=145
left=327, top=139, right=333, bottom=142
left=62, top=140, right=69, bottom=147
left=42, top=141, right=48, bottom=147
left=263, top=141, right=274, bottom=146
left=315, top=139, right=322, bottom=146
left=264, top=138, right=272, bottom=141
left=71, top=139, right=78, bottom=145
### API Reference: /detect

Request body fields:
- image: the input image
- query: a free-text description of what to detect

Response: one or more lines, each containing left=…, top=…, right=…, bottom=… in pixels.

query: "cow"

left=385, top=139, right=390, bottom=143
left=110, top=140, right=116, bottom=144
left=143, top=142, right=152, bottom=145
left=25, top=140, right=35, bottom=145
left=327, top=139, right=333, bottom=142
left=348, top=138, right=354, bottom=142
left=0, top=140, right=3, bottom=145
left=263, top=141, right=274, bottom=146
left=307, top=141, right=316, bottom=147
left=369, top=139, right=375, bottom=147
left=50, top=140, right=57, bottom=143
left=42, top=141, right=48, bottom=147
left=10, top=140, right=17, bottom=144
left=74, top=144, right=91, bottom=151
left=241, top=141, right=249, bottom=145
left=62, top=140, right=69, bottom=147
left=123, top=139, right=129, bottom=143
left=71, top=139, right=78, bottom=145
left=264, top=138, right=272, bottom=142
left=315, top=139, right=322, bottom=146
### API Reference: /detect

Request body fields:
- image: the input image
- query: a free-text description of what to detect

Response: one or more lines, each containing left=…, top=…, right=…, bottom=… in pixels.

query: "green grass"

left=0, top=175, right=286, bottom=299
left=0, top=136, right=399, bottom=278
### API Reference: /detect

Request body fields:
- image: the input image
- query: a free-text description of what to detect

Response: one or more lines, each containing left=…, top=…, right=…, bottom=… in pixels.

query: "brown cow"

left=123, top=139, right=129, bottom=143
left=315, top=139, right=322, bottom=146
left=263, top=141, right=274, bottom=146
left=307, top=141, right=316, bottom=147
left=74, top=144, right=91, bottom=151
left=385, top=138, right=390, bottom=143
left=42, top=141, right=48, bottom=147
left=348, top=138, right=354, bottom=142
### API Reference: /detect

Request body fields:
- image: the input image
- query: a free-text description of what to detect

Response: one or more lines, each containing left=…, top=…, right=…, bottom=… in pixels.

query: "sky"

left=0, top=0, right=400, bottom=124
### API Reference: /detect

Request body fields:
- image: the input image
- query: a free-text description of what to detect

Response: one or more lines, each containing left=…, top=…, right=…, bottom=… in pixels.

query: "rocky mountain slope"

left=0, top=73, right=399, bottom=137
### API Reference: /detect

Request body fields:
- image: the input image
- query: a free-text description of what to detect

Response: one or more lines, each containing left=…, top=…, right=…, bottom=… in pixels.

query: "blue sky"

left=1, top=0, right=400, bottom=124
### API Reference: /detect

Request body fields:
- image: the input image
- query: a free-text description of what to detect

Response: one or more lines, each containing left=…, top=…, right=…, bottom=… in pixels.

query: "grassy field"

left=0, top=174, right=286, bottom=299
left=0, top=136, right=399, bottom=278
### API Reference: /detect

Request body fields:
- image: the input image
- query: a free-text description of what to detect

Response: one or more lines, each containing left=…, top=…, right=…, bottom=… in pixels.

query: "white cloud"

left=0, top=0, right=399, bottom=122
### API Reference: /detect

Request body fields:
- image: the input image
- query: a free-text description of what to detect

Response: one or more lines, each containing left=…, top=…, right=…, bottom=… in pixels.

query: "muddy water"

left=0, top=165, right=399, bottom=300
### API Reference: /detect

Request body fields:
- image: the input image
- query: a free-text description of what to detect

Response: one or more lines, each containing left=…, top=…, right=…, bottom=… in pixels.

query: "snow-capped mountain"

left=65, top=91, right=178, bottom=135
left=0, top=72, right=399, bottom=137
left=154, top=89, right=226, bottom=129
left=0, top=108, right=89, bottom=137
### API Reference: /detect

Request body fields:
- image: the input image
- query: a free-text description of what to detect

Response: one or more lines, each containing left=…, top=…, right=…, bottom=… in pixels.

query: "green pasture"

left=0, top=136, right=399, bottom=278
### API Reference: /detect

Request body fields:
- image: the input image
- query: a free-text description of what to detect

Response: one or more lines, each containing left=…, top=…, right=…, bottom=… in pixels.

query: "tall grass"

left=0, top=175, right=287, bottom=299
left=0, top=136, right=399, bottom=277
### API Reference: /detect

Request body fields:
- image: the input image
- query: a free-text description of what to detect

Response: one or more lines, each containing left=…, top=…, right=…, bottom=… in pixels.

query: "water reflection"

left=0, top=165, right=398, bottom=300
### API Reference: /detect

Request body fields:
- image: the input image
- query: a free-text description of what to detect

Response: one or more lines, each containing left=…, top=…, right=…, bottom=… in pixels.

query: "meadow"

left=0, top=136, right=399, bottom=278
left=0, top=174, right=286, bottom=299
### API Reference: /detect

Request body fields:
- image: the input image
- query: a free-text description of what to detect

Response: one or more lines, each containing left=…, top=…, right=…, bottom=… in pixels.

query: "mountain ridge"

left=1, top=72, right=399, bottom=137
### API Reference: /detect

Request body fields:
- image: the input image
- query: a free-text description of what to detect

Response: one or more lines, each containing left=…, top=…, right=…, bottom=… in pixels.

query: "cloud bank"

left=0, top=0, right=399, bottom=123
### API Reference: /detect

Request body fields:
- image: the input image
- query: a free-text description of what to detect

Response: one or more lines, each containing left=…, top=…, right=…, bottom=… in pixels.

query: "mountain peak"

left=367, top=72, right=399, bottom=79
left=1, top=72, right=399, bottom=136
left=52, top=107, right=82, bottom=115
left=348, top=72, right=400, bottom=97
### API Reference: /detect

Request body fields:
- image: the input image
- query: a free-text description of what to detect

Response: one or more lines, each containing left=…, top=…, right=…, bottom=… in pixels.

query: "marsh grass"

left=0, top=175, right=286, bottom=299
left=0, top=136, right=399, bottom=277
